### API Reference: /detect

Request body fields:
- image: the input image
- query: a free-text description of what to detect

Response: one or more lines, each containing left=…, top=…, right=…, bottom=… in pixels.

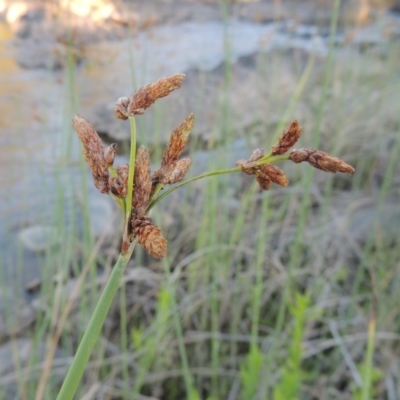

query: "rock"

left=0, top=337, right=63, bottom=398
left=87, top=194, right=116, bottom=238
left=78, top=19, right=326, bottom=142
left=392, top=1, right=400, bottom=12
left=0, top=338, right=45, bottom=376
left=341, top=196, right=400, bottom=244
left=309, top=192, right=400, bottom=262
left=18, top=225, right=60, bottom=252
left=0, top=289, right=36, bottom=340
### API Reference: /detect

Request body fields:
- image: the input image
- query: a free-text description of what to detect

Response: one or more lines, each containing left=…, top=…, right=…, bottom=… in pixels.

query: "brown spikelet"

left=259, top=164, right=289, bottom=186
left=271, top=120, right=302, bottom=155
left=236, top=159, right=259, bottom=175
left=162, top=113, right=194, bottom=167
left=289, top=148, right=355, bottom=174
left=152, top=113, right=194, bottom=188
left=132, top=217, right=167, bottom=259
left=93, top=174, right=110, bottom=194
left=73, top=115, right=111, bottom=193
left=114, top=97, right=130, bottom=120
left=248, top=148, right=265, bottom=162
left=163, top=157, right=192, bottom=184
left=109, top=164, right=129, bottom=198
left=127, top=74, right=186, bottom=116
left=237, top=150, right=288, bottom=189
left=104, top=143, right=118, bottom=166
left=73, top=115, right=103, bottom=151
left=132, top=146, right=152, bottom=219
left=255, top=173, right=271, bottom=191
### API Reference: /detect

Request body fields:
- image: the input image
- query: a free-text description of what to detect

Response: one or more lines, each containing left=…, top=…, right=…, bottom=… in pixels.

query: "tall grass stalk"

left=361, top=314, right=376, bottom=400
left=56, top=248, right=136, bottom=400
left=162, top=257, right=196, bottom=398
left=49, top=61, right=355, bottom=399
left=263, top=0, right=342, bottom=393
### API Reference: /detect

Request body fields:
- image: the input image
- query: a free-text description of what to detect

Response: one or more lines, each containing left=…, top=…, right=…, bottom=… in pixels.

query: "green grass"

left=2, top=1, right=400, bottom=399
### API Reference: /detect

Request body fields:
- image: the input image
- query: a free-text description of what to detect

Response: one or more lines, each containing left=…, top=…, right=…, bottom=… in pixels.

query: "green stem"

left=162, top=260, right=195, bottom=397
left=107, top=166, right=126, bottom=213
left=263, top=154, right=290, bottom=163
left=126, top=116, right=137, bottom=222
left=56, top=243, right=136, bottom=400
left=148, top=154, right=290, bottom=211
left=150, top=182, right=164, bottom=202
left=147, top=167, right=240, bottom=210
left=361, top=316, right=376, bottom=400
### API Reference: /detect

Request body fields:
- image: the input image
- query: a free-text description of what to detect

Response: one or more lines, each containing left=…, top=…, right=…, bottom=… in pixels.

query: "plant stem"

left=148, top=167, right=240, bottom=210
left=361, top=314, right=376, bottom=400
left=56, top=242, right=136, bottom=400
left=264, top=154, right=290, bottom=163
left=124, top=117, right=137, bottom=228
left=150, top=182, right=164, bottom=202
left=148, top=153, right=290, bottom=211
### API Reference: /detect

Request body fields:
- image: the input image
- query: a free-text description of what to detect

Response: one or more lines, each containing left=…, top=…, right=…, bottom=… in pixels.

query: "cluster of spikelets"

left=73, top=73, right=355, bottom=260
left=73, top=73, right=191, bottom=259
left=236, top=120, right=355, bottom=190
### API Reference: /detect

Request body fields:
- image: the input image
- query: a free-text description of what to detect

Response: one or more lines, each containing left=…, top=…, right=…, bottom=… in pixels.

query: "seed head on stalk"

left=152, top=113, right=194, bottom=188
left=236, top=119, right=354, bottom=191
left=289, top=148, right=355, bottom=174
left=73, top=115, right=118, bottom=194
left=271, top=120, right=302, bottom=155
left=114, top=73, right=186, bottom=119
left=74, top=82, right=355, bottom=259
left=64, top=72, right=357, bottom=400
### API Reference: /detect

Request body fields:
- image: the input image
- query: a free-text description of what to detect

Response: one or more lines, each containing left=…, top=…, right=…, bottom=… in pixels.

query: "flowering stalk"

left=122, top=116, right=137, bottom=254
left=56, top=244, right=136, bottom=400
left=56, top=74, right=355, bottom=400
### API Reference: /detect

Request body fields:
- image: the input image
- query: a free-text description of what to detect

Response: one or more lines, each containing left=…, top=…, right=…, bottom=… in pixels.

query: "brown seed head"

left=236, top=149, right=265, bottom=175
left=259, top=163, right=289, bottom=186
left=271, top=120, right=302, bottom=155
left=127, top=74, right=186, bottom=116
left=164, top=157, right=192, bottom=184
left=109, top=164, right=129, bottom=198
left=162, top=113, right=194, bottom=167
left=116, top=164, right=129, bottom=182
left=132, top=146, right=152, bottom=219
left=114, top=97, right=130, bottom=120
left=132, top=217, right=167, bottom=259
left=289, top=148, right=355, bottom=174
left=93, top=173, right=110, bottom=194
left=255, top=173, right=271, bottom=191
left=73, top=115, right=104, bottom=152
left=73, top=115, right=111, bottom=192
left=248, top=148, right=265, bottom=162
left=236, top=159, right=258, bottom=175
left=104, top=143, right=118, bottom=166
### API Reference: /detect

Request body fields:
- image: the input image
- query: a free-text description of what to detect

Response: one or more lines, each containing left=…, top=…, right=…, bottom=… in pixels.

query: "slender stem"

left=126, top=116, right=137, bottom=222
left=361, top=314, right=376, bottom=400
left=108, top=165, right=117, bottom=178
left=258, top=152, right=273, bottom=163
left=107, top=166, right=126, bottom=212
left=56, top=243, right=136, bottom=400
left=122, top=117, right=137, bottom=245
left=162, top=261, right=195, bottom=397
left=150, top=182, right=164, bottom=202
left=257, top=153, right=290, bottom=164
left=261, top=154, right=290, bottom=163
left=147, top=167, right=240, bottom=210
left=148, top=153, right=290, bottom=211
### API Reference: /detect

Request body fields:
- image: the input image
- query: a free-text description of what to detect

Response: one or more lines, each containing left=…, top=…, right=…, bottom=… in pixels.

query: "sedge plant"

left=55, top=73, right=355, bottom=399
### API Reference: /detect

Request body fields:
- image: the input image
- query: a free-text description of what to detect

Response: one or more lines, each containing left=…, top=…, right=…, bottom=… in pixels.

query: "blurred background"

left=0, top=0, right=400, bottom=399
